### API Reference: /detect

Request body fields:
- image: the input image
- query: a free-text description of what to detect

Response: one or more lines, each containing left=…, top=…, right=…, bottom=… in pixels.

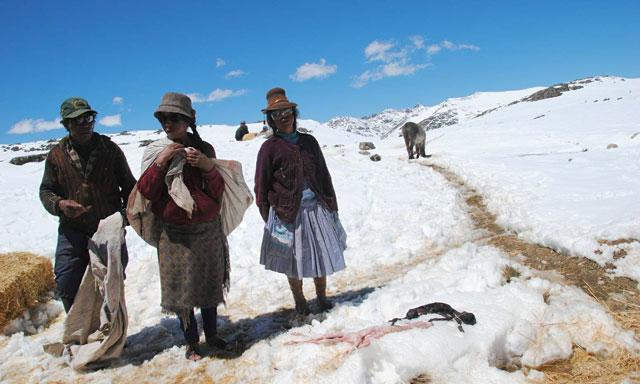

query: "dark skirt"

left=157, top=216, right=228, bottom=313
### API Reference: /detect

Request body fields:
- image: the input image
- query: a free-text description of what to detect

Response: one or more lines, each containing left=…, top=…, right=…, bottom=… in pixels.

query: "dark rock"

left=522, top=83, right=583, bottom=102
left=139, top=140, right=154, bottom=147
left=10, top=153, right=48, bottom=165
left=533, top=114, right=545, bottom=120
left=370, top=154, right=381, bottom=162
left=419, top=109, right=458, bottom=129
left=606, top=143, right=618, bottom=149
left=11, top=146, right=20, bottom=151
left=475, top=107, right=499, bottom=118
left=631, top=132, right=639, bottom=139
left=118, top=130, right=134, bottom=136
left=297, top=127, right=312, bottom=134
left=359, top=142, right=375, bottom=150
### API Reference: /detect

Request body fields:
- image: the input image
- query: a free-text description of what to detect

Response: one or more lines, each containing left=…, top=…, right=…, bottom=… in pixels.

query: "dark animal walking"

left=401, top=122, right=426, bottom=159
left=389, top=302, right=476, bottom=332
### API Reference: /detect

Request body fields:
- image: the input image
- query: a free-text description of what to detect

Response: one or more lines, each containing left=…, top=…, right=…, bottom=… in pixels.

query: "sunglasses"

left=70, top=113, right=96, bottom=125
left=270, top=108, right=293, bottom=119
left=157, top=113, right=185, bottom=124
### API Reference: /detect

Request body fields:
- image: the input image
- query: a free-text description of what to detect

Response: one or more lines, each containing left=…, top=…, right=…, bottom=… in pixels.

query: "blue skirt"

left=260, top=189, right=347, bottom=278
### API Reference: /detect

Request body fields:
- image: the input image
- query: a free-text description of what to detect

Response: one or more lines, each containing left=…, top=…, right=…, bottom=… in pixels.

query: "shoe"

left=185, top=343, right=203, bottom=361
left=206, top=335, right=229, bottom=350
left=318, top=298, right=334, bottom=312
left=295, top=302, right=311, bottom=316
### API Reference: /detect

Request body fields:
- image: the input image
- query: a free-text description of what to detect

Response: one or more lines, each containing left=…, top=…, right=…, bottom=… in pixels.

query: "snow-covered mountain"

left=326, top=76, right=623, bottom=140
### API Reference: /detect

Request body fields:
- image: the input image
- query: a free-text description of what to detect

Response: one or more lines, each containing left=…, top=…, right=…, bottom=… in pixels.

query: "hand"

left=155, top=143, right=185, bottom=167
left=58, top=199, right=91, bottom=218
left=185, top=147, right=213, bottom=171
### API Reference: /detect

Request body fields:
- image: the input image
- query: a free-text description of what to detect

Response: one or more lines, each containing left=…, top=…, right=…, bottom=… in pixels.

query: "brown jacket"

left=39, top=134, right=136, bottom=235
left=254, top=133, right=338, bottom=223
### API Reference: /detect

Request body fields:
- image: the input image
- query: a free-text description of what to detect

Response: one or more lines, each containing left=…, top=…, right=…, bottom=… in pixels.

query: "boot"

left=288, top=277, right=310, bottom=315
left=314, top=277, right=333, bottom=311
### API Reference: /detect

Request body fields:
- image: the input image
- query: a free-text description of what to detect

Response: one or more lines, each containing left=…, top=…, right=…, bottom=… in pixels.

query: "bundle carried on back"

left=389, top=302, right=476, bottom=332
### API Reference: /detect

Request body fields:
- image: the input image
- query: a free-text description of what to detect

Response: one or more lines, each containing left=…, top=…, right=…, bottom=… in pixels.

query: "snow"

left=0, top=76, right=638, bottom=383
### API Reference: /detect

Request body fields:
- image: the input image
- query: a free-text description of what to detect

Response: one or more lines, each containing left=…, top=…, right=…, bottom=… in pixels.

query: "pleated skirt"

left=260, top=189, right=347, bottom=278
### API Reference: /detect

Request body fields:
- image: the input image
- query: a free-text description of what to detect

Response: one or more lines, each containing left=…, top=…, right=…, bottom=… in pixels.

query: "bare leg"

left=314, top=277, right=334, bottom=311
left=288, top=277, right=309, bottom=315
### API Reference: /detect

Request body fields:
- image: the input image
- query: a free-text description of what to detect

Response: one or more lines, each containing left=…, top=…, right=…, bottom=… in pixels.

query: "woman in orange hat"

left=254, top=88, right=346, bottom=315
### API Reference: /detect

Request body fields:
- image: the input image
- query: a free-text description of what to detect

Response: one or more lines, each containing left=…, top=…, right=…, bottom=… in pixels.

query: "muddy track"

left=424, top=163, right=640, bottom=324
left=422, top=163, right=640, bottom=384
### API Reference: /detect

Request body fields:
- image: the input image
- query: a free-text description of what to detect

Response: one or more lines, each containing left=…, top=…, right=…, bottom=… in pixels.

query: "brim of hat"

left=261, top=101, right=297, bottom=113
left=65, top=108, right=97, bottom=119
left=154, top=106, right=193, bottom=119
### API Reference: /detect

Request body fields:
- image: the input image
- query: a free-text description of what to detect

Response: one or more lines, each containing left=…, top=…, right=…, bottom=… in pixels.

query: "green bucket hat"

left=60, top=97, right=97, bottom=120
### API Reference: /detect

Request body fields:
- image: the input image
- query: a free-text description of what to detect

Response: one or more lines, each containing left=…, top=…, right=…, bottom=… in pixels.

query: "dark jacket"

left=235, top=125, right=249, bottom=141
left=39, top=134, right=136, bottom=235
left=254, top=133, right=338, bottom=223
left=137, top=141, right=225, bottom=225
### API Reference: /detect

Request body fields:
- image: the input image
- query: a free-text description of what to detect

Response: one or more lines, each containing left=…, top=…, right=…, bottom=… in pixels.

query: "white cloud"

left=99, top=114, right=122, bottom=127
left=216, top=58, right=226, bottom=67
left=112, top=96, right=124, bottom=105
left=427, top=44, right=442, bottom=55
left=428, top=40, right=480, bottom=55
left=352, top=61, right=429, bottom=88
left=225, top=70, right=246, bottom=79
left=9, top=118, right=62, bottom=134
left=410, top=35, right=425, bottom=49
left=354, top=36, right=478, bottom=88
left=381, top=62, right=428, bottom=77
left=189, top=88, right=247, bottom=103
left=458, top=43, right=480, bottom=51
left=364, top=40, right=396, bottom=62
left=290, top=59, right=337, bottom=82
left=441, top=40, right=456, bottom=50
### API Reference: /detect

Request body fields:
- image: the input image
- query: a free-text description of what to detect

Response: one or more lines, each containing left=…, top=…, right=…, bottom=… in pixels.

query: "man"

left=235, top=121, right=249, bottom=141
left=39, top=97, right=136, bottom=312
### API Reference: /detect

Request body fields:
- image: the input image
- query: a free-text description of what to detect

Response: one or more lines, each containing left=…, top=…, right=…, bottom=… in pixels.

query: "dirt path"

left=423, top=163, right=640, bottom=383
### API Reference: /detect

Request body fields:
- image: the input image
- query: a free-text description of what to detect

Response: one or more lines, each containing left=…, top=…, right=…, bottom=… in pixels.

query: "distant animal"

left=401, top=122, right=426, bottom=159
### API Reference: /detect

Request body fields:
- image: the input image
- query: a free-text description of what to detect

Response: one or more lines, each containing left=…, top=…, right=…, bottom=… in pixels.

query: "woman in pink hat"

left=254, top=88, right=347, bottom=315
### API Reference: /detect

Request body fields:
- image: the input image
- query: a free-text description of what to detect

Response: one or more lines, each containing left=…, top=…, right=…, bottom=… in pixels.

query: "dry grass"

left=0, top=252, right=54, bottom=330
left=502, top=265, right=521, bottom=283
left=410, top=373, right=432, bottom=383
left=539, top=346, right=640, bottom=384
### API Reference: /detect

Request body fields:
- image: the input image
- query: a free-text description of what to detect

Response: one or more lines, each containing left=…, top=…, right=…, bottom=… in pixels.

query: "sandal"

left=185, top=343, right=203, bottom=361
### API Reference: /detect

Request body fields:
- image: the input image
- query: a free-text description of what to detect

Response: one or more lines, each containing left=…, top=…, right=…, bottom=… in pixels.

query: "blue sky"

left=1, top=0, right=639, bottom=143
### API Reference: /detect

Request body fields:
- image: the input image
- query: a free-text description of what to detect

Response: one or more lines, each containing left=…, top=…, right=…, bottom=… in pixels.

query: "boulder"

left=139, top=139, right=154, bottom=147
left=9, top=153, right=47, bottom=165
left=359, top=142, right=375, bottom=150
left=606, top=143, right=618, bottom=149
left=370, top=154, right=381, bottom=162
